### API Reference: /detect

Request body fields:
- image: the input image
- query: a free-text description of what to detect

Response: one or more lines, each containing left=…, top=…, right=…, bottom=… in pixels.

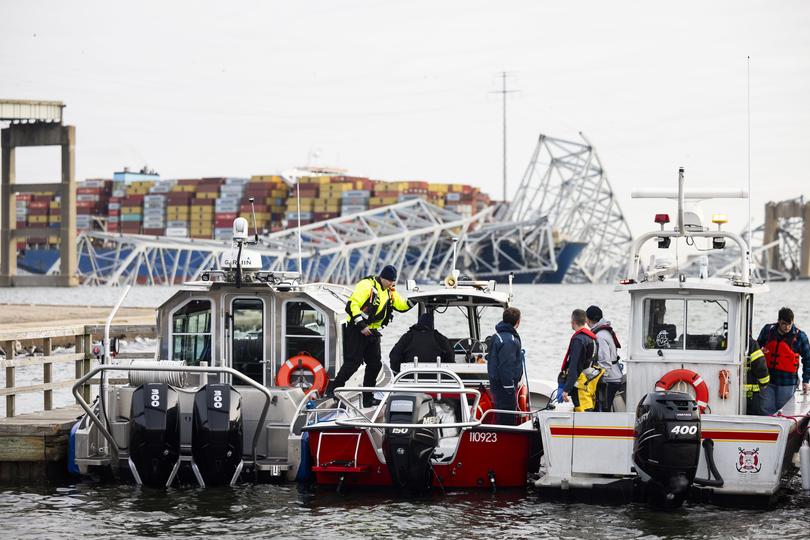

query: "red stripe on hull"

left=700, top=430, right=779, bottom=442
left=550, top=426, right=634, bottom=438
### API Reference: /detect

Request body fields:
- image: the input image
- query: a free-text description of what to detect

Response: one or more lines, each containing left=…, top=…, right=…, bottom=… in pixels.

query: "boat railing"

left=72, top=365, right=273, bottom=465
left=332, top=385, right=482, bottom=429
left=627, top=169, right=752, bottom=283
left=393, top=366, right=468, bottom=387
left=289, top=387, right=373, bottom=435
left=478, top=408, right=544, bottom=424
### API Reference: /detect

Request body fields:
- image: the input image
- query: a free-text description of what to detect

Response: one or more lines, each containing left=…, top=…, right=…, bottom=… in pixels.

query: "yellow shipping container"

left=428, top=183, right=449, bottom=193
left=121, top=207, right=141, bottom=215
left=29, top=215, right=48, bottom=224
left=49, top=215, right=61, bottom=222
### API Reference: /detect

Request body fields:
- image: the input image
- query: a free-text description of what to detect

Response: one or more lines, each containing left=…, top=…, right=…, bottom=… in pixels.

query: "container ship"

left=15, top=168, right=582, bottom=283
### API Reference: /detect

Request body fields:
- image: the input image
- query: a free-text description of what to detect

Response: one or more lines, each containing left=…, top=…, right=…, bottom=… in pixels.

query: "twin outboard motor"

left=192, top=383, right=243, bottom=486
left=383, top=393, right=439, bottom=492
left=129, top=383, right=180, bottom=487
left=633, top=391, right=701, bottom=507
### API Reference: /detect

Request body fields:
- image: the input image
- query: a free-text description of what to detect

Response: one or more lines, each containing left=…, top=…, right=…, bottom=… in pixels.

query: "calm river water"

left=1, top=282, right=809, bottom=538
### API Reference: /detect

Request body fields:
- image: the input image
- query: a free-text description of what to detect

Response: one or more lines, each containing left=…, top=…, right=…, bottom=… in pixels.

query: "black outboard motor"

left=633, top=391, right=701, bottom=507
left=383, top=393, right=439, bottom=491
left=192, top=383, right=243, bottom=486
left=129, top=383, right=180, bottom=487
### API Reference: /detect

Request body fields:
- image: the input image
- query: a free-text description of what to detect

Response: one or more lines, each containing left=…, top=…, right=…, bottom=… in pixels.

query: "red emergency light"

left=654, top=213, right=670, bottom=224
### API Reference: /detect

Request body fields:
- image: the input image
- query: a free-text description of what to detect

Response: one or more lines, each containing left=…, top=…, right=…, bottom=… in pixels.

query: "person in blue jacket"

left=486, top=307, right=524, bottom=425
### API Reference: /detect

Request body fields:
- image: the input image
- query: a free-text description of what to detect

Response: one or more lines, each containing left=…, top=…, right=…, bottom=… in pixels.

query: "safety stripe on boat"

left=693, top=376, right=704, bottom=386
left=285, top=360, right=294, bottom=369
left=700, top=429, right=779, bottom=443
left=550, top=426, right=634, bottom=438
left=548, top=426, right=780, bottom=443
left=696, top=400, right=708, bottom=408
left=313, top=364, right=323, bottom=372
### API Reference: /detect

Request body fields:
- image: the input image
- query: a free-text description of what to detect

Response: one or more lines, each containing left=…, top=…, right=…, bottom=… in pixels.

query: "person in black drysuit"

left=388, top=312, right=455, bottom=374
left=486, top=307, right=525, bottom=425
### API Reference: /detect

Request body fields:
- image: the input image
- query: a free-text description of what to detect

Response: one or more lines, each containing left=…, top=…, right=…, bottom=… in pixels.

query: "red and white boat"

left=532, top=170, right=810, bottom=505
left=301, top=281, right=542, bottom=491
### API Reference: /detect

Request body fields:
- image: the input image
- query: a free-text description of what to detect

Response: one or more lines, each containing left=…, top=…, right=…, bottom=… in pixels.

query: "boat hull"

left=306, top=425, right=536, bottom=489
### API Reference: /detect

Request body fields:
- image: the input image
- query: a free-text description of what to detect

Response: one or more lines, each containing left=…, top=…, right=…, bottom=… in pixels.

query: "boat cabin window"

left=172, top=299, right=212, bottom=365
left=231, top=298, right=264, bottom=382
left=429, top=304, right=490, bottom=358
left=643, top=298, right=728, bottom=351
left=284, top=301, right=328, bottom=375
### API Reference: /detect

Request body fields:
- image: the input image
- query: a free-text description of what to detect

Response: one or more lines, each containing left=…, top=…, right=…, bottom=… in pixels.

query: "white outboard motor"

left=633, top=391, right=701, bottom=507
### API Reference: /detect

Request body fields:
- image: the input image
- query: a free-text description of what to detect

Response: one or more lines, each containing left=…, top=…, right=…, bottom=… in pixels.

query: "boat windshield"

left=642, top=297, right=728, bottom=351
left=429, top=302, right=505, bottom=356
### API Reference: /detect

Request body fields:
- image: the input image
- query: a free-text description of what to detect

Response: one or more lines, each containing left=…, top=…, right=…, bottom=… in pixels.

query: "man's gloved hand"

left=556, top=383, right=566, bottom=403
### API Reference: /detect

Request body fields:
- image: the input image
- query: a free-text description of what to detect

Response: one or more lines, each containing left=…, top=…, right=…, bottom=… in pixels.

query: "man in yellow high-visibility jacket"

left=326, top=265, right=414, bottom=406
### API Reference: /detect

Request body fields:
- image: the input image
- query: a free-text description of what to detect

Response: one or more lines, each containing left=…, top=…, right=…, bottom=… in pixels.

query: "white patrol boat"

left=69, top=217, right=390, bottom=487
left=533, top=169, right=810, bottom=506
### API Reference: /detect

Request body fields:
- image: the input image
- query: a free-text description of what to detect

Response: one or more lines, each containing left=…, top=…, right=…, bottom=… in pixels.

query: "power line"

left=490, top=72, right=518, bottom=202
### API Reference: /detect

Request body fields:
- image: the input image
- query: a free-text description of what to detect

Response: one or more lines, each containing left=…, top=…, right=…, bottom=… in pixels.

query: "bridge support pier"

left=0, top=122, right=77, bottom=287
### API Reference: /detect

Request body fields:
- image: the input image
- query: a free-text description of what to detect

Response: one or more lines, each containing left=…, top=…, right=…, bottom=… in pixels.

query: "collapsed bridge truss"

left=57, top=133, right=635, bottom=286
left=74, top=199, right=557, bottom=286
left=504, top=133, right=634, bottom=283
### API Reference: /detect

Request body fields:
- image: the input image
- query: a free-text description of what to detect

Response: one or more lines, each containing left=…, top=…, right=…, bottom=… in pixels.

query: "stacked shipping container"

left=13, top=173, right=493, bottom=251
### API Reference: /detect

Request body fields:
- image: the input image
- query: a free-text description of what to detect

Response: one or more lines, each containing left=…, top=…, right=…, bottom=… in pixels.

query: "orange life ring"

left=276, top=353, right=328, bottom=396
left=517, top=383, right=529, bottom=412
left=655, top=368, right=709, bottom=413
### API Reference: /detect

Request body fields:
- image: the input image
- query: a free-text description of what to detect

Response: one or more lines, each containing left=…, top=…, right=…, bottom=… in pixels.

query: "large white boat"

left=532, top=169, right=810, bottom=505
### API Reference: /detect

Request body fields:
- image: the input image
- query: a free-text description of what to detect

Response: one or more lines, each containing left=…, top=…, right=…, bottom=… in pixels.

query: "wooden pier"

left=0, top=405, right=82, bottom=482
left=0, top=307, right=155, bottom=483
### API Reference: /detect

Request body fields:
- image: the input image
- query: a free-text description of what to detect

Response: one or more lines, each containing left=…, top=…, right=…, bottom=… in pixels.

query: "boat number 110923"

left=469, top=432, right=498, bottom=443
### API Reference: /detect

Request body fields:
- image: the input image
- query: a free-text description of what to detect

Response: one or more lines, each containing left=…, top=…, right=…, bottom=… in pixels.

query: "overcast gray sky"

left=1, top=0, right=808, bottom=234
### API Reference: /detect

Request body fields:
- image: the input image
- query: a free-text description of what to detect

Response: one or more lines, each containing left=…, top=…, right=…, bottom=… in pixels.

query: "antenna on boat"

left=508, top=272, right=514, bottom=303
left=249, top=196, right=259, bottom=243
left=296, top=178, right=303, bottom=277
left=746, top=55, right=753, bottom=266
left=444, top=237, right=460, bottom=287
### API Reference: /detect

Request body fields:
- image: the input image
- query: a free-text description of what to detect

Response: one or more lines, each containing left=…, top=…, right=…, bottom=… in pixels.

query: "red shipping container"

left=77, top=187, right=103, bottom=195
left=191, top=198, right=215, bottom=206
left=196, top=184, right=220, bottom=193
left=29, top=201, right=49, bottom=209
left=168, top=192, right=193, bottom=203
left=33, top=194, right=54, bottom=202
left=177, top=179, right=201, bottom=186
left=143, top=228, right=165, bottom=236
left=122, top=196, right=145, bottom=205
left=16, top=194, right=33, bottom=202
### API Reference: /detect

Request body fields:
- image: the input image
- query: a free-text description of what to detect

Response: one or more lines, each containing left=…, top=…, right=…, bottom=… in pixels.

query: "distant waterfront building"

left=113, top=166, right=159, bottom=183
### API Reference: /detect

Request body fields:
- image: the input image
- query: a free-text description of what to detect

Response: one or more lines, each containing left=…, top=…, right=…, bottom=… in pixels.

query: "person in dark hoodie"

left=389, top=312, right=454, bottom=374
left=558, top=309, right=597, bottom=410
left=486, top=307, right=524, bottom=425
